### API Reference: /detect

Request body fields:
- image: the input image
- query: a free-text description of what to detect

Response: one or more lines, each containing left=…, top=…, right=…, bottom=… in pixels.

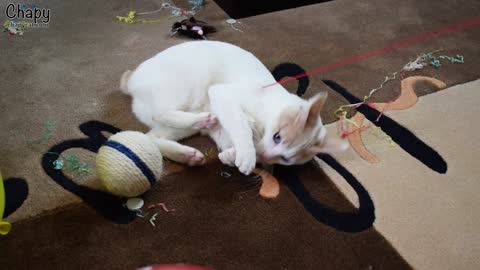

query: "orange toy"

left=252, top=168, right=280, bottom=199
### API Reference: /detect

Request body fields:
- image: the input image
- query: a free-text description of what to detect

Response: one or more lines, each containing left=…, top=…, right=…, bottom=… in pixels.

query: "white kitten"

left=120, top=41, right=348, bottom=175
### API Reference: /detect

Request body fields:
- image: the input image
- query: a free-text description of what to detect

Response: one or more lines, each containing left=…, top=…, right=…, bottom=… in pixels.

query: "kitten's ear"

left=306, top=92, right=328, bottom=126
left=312, top=137, right=349, bottom=154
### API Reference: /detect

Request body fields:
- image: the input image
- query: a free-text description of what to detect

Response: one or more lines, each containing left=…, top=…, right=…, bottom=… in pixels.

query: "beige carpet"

left=318, top=79, right=480, bottom=269
left=1, top=0, right=479, bottom=223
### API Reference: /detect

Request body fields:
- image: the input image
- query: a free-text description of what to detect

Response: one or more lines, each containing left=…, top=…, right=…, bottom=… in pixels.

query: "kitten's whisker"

left=241, top=178, right=262, bottom=187
left=237, top=181, right=262, bottom=190
left=223, top=177, right=261, bottom=192
left=236, top=189, right=259, bottom=196
left=235, top=180, right=263, bottom=194
left=247, top=175, right=262, bottom=183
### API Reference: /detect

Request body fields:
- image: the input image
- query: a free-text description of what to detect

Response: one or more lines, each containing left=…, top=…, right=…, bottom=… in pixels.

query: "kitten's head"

left=258, top=92, right=348, bottom=165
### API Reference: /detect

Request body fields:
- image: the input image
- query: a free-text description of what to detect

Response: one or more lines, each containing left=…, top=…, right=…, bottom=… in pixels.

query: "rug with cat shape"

left=2, top=62, right=460, bottom=269
left=2, top=0, right=479, bottom=226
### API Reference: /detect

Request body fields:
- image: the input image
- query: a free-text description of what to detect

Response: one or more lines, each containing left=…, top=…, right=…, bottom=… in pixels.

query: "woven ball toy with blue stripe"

left=96, top=131, right=163, bottom=198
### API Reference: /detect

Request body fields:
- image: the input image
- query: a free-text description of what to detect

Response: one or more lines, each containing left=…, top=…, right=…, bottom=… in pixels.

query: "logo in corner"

left=4, top=3, right=51, bottom=31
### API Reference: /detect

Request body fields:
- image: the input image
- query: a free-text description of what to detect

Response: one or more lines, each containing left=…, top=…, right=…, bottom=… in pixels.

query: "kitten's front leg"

left=208, top=84, right=256, bottom=175
left=208, top=127, right=237, bottom=167
left=218, top=147, right=236, bottom=167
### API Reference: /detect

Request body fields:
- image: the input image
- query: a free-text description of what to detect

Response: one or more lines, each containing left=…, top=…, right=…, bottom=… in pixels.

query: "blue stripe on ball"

left=104, top=140, right=157, bottom=187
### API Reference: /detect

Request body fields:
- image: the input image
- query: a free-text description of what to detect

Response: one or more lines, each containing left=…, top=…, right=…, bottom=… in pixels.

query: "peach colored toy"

left=253, top=168, right=280, bottom=199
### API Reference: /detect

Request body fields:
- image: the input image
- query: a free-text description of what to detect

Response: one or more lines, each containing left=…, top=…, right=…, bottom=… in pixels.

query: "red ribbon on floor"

left=263, top=17, right=480, bottom=89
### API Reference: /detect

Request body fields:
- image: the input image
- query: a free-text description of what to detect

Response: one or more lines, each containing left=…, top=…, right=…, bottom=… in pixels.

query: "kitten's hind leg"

left=153, top=111, right=218, bottom=130
left=147, top=127, right=205, bottom=166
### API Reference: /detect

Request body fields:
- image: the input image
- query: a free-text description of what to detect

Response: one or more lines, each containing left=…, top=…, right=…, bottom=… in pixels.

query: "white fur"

left=122, top=41, right=346, bottom=175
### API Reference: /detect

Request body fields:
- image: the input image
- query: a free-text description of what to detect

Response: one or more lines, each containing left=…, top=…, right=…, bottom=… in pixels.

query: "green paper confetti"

left=29, top=121, right=94, bottom=179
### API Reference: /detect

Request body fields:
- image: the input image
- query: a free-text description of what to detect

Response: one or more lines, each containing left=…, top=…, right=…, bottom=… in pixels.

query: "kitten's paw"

left=235, top=149, right=256, bottom=175
left=218, top=148, right=236, bottom=167
left=183, top=149, right=206, bottom=166
left=195, top=113, right=218, bottom=130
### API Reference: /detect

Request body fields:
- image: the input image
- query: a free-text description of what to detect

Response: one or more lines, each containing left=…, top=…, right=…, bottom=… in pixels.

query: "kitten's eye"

left=273, top=132, right=282, bottom=144
left=281, top=156, right=289, bottom=162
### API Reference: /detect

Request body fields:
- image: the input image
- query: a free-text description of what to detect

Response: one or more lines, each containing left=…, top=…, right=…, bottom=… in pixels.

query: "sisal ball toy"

left=96, top=131, right=163, bottom=198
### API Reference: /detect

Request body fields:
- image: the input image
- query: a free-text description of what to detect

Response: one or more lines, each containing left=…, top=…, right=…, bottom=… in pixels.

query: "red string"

left=375, top=102, right=390, bottom=122
left=340, top=123, right=371, bottom=138
left=262, top=17, right=480, bottom=89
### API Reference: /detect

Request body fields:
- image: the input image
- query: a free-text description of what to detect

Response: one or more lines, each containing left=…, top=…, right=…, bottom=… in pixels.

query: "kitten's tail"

left=119, top=70, right=132, bottom=94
